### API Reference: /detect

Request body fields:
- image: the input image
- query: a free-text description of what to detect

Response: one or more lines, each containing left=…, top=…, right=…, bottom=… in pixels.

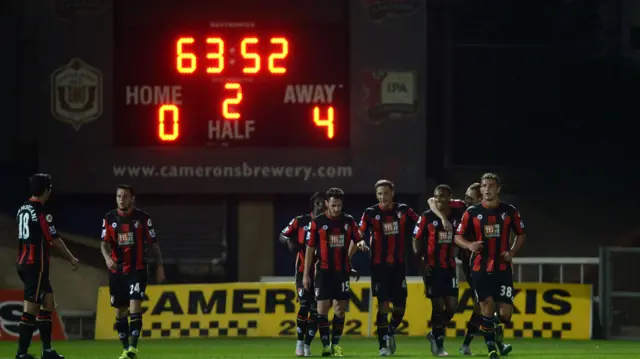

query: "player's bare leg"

left=459, top=302, right=482, bottom=355
left=39, top=294, right=64, bottom=359
left=330, top=300, right=347, bottom=357
left=115, top=307, right=130, bottom=359
left=496, top=303, right=514, bottom=356
left=316, top=299, right=333, bottom=356
left=479, top=297, right=499, bottom=359
left=375, top=302, right=392, bottom=356
left=16, top=300, right=39, bottom=359
left=125, top=299, right=144, bottom=359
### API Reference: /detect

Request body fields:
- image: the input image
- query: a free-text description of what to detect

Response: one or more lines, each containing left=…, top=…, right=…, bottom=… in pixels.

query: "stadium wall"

left=238, top=200, right=274, bottom=281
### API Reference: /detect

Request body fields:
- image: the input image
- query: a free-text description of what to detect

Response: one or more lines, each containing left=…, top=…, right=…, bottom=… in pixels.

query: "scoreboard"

left=39, top=0, right=426, bottom=194
left=114, top=1, right=349, bottom=148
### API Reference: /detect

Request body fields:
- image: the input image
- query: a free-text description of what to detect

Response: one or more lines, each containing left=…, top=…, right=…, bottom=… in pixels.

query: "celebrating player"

left=15, top=174, right=79, bottom=359
left=455, top=173, right=526, bottom=359
left=428, top=183, right=511, bottom=355
left=303, top=188, right=364, bottom=357
left=100, top=185, right=165, bottom=359
left=279, top=192, right=326, bottom=357
left=358, top=179, right=419, bottom=356
left=413, top=184, right=464, bottom=356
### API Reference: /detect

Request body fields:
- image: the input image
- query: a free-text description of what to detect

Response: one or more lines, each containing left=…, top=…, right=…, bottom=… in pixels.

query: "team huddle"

left=14, top=175, right=164, bottom=359
left=13, top=172, right=524, bottom=359
left=280, top=173, right=526, bottom=358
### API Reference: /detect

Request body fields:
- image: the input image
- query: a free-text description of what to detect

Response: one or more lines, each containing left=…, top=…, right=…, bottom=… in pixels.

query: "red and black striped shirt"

left=307, top=212, right=362, bottom=272
left=359, top=203, right=419, bottom=266
left=281, top=213, right=314, bottom=273
left=413, top=207, right=465, bottom=269
left=102, top=208, right=156, bottom=274
left=447, top=199, right=472, bottom=262
left=16, top=198, right=58, bottom=271
left=456, top=202, right=525, bottom=273
left=450, top=199, right=466, bottom=210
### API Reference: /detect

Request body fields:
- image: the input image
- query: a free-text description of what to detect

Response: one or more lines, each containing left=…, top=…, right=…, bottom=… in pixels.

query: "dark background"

left=2, top=0, right=639, bottom=280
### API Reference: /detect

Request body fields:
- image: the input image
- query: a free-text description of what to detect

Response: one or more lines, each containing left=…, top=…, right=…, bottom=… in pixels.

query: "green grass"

left=2, top=337, right=640, bottom=359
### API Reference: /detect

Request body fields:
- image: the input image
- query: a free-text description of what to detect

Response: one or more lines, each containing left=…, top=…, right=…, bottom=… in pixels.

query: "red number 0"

left=158, top=104, right=179, bottom=141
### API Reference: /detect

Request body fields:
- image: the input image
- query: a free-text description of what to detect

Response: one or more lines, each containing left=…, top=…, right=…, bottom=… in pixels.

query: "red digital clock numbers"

left=176, top=36, right=289, bottom=75
left=156, top=35, right=335, bottom=143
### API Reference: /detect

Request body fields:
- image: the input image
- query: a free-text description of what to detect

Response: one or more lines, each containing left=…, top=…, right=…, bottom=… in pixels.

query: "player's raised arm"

left=428, top=197, right=452, bottom=231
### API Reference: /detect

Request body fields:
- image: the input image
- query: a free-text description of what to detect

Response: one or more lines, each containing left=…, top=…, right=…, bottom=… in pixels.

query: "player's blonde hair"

left=480, top=173, right=501, bottom=186
left=374, top=179, right=394, bottom=191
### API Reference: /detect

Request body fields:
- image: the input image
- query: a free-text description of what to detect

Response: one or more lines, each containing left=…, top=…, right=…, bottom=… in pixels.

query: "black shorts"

left=371, top=264, right=407, bottom=302
left=470, top=269, right=514, bottom=304
left=109, top=271, right=148, bottom=308
left=314, top=270, right=350, bottom=301
left=18, top=269, right=53, bottom=304
left=295, top=272, right=316, bottom=307
left=423, top=268, right=459, bottom=299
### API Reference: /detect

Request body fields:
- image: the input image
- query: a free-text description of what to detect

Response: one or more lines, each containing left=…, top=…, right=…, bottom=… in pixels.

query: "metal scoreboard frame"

left=38, top=0, right=426, bottom=194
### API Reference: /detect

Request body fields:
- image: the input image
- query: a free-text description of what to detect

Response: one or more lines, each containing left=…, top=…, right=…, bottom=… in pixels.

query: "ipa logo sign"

left=362, top=70, right=417, bottom=124
left=50, top=58, right=103, bottom=131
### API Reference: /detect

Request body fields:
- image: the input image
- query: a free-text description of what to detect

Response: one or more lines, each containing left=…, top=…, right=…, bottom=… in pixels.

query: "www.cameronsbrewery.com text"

left=113, top=163, right=353, bottom=181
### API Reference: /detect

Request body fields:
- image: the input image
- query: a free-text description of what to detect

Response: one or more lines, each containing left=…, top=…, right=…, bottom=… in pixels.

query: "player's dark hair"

left=375, top=179, right=394, bottom=191
left=468, top=182, right=481, bottom=191
left=309, top=192, right=325, bottom=208
left=30, top=173, right=52, bottom=197
left=434, top=184, right=452, bottom=196
left=325, top=188, right=345, bottom=201
left=116, top=184, right=135, bottom=197
left=481, top=173, right=501, bottom=186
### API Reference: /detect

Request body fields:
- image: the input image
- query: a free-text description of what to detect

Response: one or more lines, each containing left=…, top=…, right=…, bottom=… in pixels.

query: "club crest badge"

left=362, top=70, right=417, bottom=124
left=363, top=0, right=420, bottom=23
left=50, top=58, right=103, bottom=131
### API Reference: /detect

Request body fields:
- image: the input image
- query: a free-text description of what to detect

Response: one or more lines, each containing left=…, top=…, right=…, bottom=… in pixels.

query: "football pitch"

left=2, top=338, right=640, bottom=359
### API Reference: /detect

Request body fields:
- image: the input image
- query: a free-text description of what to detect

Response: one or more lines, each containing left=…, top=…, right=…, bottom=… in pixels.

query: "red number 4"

left=313, top=106, right=335, bottom=139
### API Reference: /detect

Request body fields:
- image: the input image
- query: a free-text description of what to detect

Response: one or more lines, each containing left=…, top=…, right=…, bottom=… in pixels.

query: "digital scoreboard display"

left=113, top=0, right=349, bottom=148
